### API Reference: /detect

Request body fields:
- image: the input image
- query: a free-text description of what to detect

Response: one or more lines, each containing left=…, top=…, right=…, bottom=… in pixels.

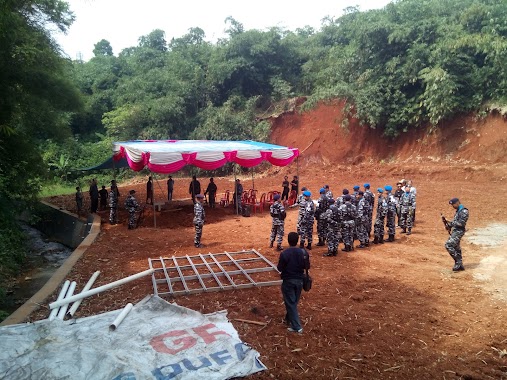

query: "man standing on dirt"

left=444, top=198, right=469, bottom=271
left=204, top=177, right=218, bottom=208
left=109, top=185, right=118, bottom=225
left=277, top=232, right=310, bottom=334
left=373, top=188, right=387, bottom=244
left=193, top=194, right=205, bottom=248
left=89, top=178, right=99, bottom=213
left=146, top=176, right=153, bottom=205
left=269, top=194, right=286, bottom=250
left=298, top=190, right=315, bottom=250
left=167, top=176, right=174, bottom=201
left=384, top=185, right=397, bottom=242
left=281, top=176, right=290, bottom=201
left=394, top=182, right=404, bottom=226
left=189, top=175, right=201, bottom=204
left=363, top=183, right=375, bottom=238
left=125, top=190, right=141, bottom=230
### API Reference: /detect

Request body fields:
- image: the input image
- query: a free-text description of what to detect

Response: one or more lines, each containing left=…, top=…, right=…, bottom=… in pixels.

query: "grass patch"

left=39, top=183, right=77, bottom=197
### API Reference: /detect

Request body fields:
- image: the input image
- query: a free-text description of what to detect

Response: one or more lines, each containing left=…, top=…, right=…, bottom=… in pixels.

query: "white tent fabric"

left=113, top=140, right=299, bottom=174
left=0, top=296, right=266, bottom=380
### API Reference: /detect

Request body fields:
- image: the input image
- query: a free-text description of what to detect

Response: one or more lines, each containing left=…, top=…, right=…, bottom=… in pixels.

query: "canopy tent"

left=75, top=155, right=130, bottom=172
left=112, top=140, right=299, bottom=173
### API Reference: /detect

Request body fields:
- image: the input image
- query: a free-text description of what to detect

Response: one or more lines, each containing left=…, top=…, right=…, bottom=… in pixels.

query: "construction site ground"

left=29, top=101, right=507, bottom=379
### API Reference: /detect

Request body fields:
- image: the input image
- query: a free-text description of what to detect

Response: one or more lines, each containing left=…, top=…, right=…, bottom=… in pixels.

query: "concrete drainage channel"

left=0, top=202, right=101, bottom=326
left=466, top=223, right=507, bottom=300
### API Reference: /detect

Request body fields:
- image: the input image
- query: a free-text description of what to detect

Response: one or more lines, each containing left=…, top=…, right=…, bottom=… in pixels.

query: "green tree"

left=93, top=39, right=113, bottom=56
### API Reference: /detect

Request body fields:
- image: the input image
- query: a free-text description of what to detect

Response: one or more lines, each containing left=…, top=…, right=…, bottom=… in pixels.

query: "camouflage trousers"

left=400, top=210, right=413, bottom=230
left=194, top=223, right=203, bottom=245
left=109, top=207, right=118, bottom=224
left=317, top=217, right=328, bottom=239
left=374, top=216, right=385, bottom=238
left=270, top=222, right=285, bottom=245
left=299, top=220, right=313, bottom=246
left=341, top=221, right=355, bottom=248
left=386, top=211, right=396, bottom=235
left=128, top=211, right=137, bottom=229
left=327, top=222, right=340, bottom=251
left=445, top=229, right=465, bottom=263
left=356, top=218, right=369, bottom=244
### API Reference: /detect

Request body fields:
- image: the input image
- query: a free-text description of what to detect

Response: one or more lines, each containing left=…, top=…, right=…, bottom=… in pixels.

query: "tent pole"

left=152, top=172, right=156, bottom=228
left=296, top=156, right=300, bottom=194
left=234, top=166, right=238, bottom=215
left=251, top=167, right=254, bottom=191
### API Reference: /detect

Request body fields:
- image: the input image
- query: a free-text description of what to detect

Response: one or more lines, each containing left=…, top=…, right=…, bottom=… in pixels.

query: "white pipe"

left=49, top=280, right=70, bottom=321
left=66, top=271, right=101, bottom=318
left=109, top=303, right=133, bottom=331
left=57, top=281, right=76, bottom=320
left=49, top=268, right=155, bottom=310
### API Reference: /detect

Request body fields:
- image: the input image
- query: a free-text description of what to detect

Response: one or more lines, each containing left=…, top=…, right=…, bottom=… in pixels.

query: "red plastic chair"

left=219, top=190, right=230, bottom=207
left=253, top=193, right=266, bottom=214
left=286, top=190, right=297, bottom=207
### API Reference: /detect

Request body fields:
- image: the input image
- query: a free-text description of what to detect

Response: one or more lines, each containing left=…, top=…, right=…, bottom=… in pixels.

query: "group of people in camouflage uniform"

left=282, top=181, right=418, bottom=257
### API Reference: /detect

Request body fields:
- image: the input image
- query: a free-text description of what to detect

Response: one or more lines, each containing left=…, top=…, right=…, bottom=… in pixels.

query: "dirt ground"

left=29, top=103, right=507, bottom=379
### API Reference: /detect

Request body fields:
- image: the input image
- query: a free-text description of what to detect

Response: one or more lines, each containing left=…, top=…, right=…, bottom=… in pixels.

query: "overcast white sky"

left=53, top=0, right=393, bottom=61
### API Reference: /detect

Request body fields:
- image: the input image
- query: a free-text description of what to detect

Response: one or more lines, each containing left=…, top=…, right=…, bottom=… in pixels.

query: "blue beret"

left=319, top=188, right=325, bottom=193
left=384, top=185, right=392, bottom=192
left=353, top=185, right=360, bottom=191
left=377, top=187, right=384, bottom=193
left=303, top=191, right=311, bottom=197
left=449, top=197, right=459, bottom=204
left=273, top=194, right=280, bottom=200
left=342, top=189, right=349, bottom=195
left=344, top=194, right=352, bottom=201
left=364, top=183, right=370, bottom=188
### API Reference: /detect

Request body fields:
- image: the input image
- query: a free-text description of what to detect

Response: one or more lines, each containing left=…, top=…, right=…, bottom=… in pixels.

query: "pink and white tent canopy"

left=113, top=140, right=299, bottom=174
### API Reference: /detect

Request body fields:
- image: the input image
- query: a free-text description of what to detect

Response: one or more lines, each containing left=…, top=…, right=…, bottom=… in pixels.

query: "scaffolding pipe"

left=67, top=271, right=101, bottom=318
left=109, top=303, right=133, bottom=331
left=57, top=281, right=77, bottom=320
left=48, top=280, right=70, bottom=321
left=49, top=268, right=155, bottom=310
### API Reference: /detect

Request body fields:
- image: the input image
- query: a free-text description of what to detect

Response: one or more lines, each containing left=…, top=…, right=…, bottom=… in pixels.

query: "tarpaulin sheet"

left=0, top=296, right=266, bottom=380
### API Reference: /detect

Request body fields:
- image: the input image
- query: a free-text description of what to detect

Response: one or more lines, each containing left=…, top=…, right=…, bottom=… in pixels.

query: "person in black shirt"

left=98, top=185, right=109, bottom=211
left=281, top=176, right=290, bottom=201
left=89, top=178, right=99, bottom=213
left=189, top=175, right=201, bottom=204
left=277, top=232, right=310, bottom=334
left=146, top=176, right=153, bottom=205
left=290, top=176, right=299, bottom=198
left=204, top=177, right=218, bottom=208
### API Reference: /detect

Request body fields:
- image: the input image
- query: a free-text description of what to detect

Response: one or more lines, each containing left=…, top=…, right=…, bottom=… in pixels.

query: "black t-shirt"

left=277, top=247, right=310, bottom=280
left=290, top=179, right=298, bottom=192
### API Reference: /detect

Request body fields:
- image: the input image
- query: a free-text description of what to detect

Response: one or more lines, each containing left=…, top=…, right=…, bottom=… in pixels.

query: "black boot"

left=379, top=236, right=384, bottom=244
left=316, top=237, right=325, bottom=246
left=323, top=249, right=333, bottom=257
left=452, top=261, right=465, bottom=271
left=276, top=244, right=283, bottom=251
left=387, top=234, right=394, bottom=242
left=364, top=241, right=369, bottom=247
left=332, top=249, right=337, bottom=256
left=357, top=244, right=366, bottom=249
left=269, top=241, right=274, bottom=248
left=401, top=228, right=406, bottom=234
left=373, top=236, right=379, bottom=244
left=306, top=243, right=312, bottom=250
left=407, top=229, right=412, bottom=235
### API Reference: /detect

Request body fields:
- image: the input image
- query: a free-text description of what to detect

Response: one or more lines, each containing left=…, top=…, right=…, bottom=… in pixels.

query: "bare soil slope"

left=28, top=101, right=507, bottom=379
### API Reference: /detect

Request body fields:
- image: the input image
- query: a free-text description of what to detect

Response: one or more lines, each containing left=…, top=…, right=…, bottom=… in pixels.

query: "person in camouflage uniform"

left=399, top=186, right=416, bottom=235
left=125, top=190, right=141, bottom=230
left=356, top=191, right=369, bottom=248
left=193, top=194, right=206, bottom=248
left=335, top=188, right=348, bottom=208
left=295, top=187, right=308, bottom=229
left=444, top=198, right=468, bottom=271
left=269, top=194, right=286, bottom=250
left=298, top=191, right=315, bottom=250
left=384, top=185, right=397, bottom=242
left=323, top=198, right=340, bottom=256
left=394, top=182, right=404, bottom=226
left=325, top=185, right=333, bottom=200
left=363, top=183, right=375, bottom=237
left=373, top=188, right=387, bottom=244
left=338, top=194, right=357, bottom=252
left=109, top=185, right=118, bottom=225
left=316, top=188, right=329, bottom=246
left=351, top=185, right=360, bottom=207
